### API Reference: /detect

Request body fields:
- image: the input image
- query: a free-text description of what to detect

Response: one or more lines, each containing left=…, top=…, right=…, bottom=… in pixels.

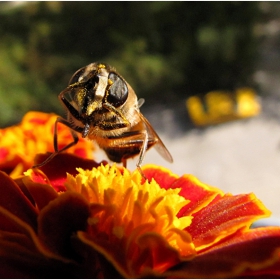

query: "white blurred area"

left=93, top=82, right=280, bottom=221
left=139, top=110, right=280, bottom=219
left=95, top=91, right=280, bottom=220
left=93, top=105, right=280, bottom=219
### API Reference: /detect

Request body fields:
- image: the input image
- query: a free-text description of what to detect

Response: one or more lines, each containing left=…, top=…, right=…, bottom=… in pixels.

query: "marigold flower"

left=0, top=111, right=94, bottom=177
left=0, top=153, right=280, bottom=278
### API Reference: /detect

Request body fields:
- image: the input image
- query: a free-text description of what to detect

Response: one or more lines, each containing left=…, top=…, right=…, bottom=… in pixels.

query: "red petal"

left=135, top=233, right=183, bottom=274
left=77, top=231, right=182, bottom=278
left=169, top=174, right=223, bottom=216
left=34, top=153, right=107, bottom=192
left=186, top=193, right=270, bottom=249
left=0, top=171, right=37, bottom=231
left=142, top=166, right=222, bottom=217
left=0, top=147, right=8, bottom=161
left=142, top=165, right=178, bottom=187
left=165, top=227, right=280, bottom=278
left=242, top=256, right=280, bottom=277
left=72, top=147, right=88, bottom=158
left=0, top=232, right=47, bottom=278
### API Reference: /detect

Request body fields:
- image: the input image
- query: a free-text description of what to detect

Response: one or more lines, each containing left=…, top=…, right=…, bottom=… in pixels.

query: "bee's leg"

left=137, top=166, right=147, bottom=180
left=52, top=117, right=80, bottom=153
left=122, top=158, right=127, bottom=168
left=32, top=117, right=79, bottom=168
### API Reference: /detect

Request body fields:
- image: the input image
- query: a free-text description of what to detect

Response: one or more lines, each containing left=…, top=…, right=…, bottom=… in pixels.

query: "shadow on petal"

left=165, top=227, right=280, bottom=278
left=0, top=171, right=37, bottom=231
left=38, top=191, right=90, bottom=259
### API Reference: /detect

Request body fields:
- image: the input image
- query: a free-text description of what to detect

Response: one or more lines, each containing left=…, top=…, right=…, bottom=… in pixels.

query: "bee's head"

left=60, top=63, right=129, bottom=120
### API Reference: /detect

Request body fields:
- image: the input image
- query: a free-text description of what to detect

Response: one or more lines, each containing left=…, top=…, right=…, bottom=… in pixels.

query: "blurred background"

left=1, top=2, right=280, bottom=218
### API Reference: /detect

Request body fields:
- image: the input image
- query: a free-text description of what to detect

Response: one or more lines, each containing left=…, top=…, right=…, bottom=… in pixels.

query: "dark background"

left=0, top=1, right=274, bottom=126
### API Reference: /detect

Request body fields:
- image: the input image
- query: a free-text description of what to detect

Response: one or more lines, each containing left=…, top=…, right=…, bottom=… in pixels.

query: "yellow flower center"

left=64, top=164, right=195, bottom=256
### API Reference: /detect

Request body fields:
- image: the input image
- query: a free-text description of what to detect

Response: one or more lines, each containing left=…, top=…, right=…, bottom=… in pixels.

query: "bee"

left=34, top=63, right=173, bottom=175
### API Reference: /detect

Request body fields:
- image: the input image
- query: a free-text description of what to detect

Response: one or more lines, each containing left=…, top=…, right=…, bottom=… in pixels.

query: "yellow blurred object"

left=186, top=88, right=261, bottom=126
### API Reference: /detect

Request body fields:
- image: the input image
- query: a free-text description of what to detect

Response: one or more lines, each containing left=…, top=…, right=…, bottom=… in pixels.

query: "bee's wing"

left=137, top=98, right=145, bottom=108
left=138, top=112, right=173, bottom=163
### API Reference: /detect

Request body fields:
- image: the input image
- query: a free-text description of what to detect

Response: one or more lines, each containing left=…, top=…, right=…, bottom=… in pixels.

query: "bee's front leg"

left=32, top=117, right=81, bottom=168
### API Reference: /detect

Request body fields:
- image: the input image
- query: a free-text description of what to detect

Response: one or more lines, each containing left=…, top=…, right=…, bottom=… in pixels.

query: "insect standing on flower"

left=34, top=63, right=173, bottom=174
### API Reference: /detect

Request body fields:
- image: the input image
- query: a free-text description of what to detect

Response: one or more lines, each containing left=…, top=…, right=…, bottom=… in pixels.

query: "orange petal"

left=21, top=111, right=52, bottom=127
left=0, top=111, right=96, bottom=176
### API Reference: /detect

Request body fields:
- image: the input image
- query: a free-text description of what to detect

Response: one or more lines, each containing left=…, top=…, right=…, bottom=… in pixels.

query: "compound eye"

left=107, top=72, right=128, bottom=107
left=69, top=67, right=86, bottom=85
